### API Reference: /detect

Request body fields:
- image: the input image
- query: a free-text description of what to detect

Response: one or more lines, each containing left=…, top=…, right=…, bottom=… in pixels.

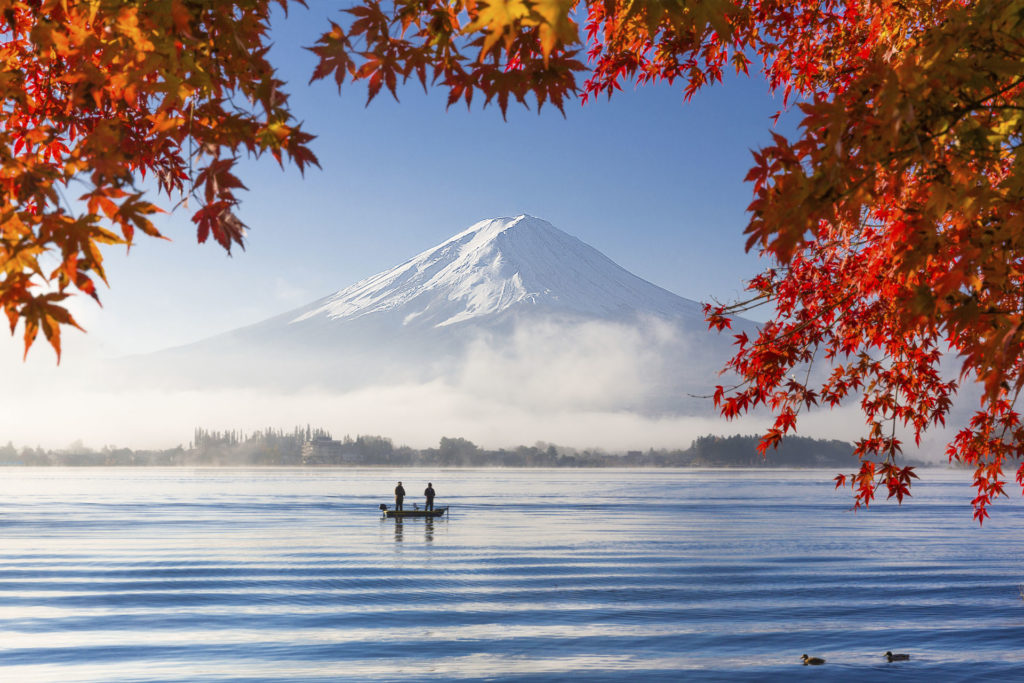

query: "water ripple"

left=1, top=467, right=1023, bottom=681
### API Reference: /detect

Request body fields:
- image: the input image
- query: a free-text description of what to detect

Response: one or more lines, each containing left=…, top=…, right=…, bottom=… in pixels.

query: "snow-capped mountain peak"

left=291, top=215, right=701, bottom=329
left=137, top=214, right=740, bottom=416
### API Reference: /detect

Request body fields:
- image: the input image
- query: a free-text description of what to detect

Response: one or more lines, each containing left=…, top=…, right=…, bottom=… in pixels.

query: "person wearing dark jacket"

left=424, top=483, right=435, bottom=511
left=394, top=482, right=406, bottom=511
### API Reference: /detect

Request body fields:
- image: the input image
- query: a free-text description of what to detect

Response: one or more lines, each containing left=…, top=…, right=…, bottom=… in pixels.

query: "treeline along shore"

left=0, top=428, right=926, bottom=468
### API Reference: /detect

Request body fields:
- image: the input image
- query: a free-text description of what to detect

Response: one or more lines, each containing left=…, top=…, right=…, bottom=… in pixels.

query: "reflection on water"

left=0, top=467, right=1022, bottom=682
left=390, top=516, right=436, bottom=544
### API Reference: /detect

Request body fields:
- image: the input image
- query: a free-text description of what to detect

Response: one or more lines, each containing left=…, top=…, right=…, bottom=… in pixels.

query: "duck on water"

left=800, top=652, right=910, bottom=665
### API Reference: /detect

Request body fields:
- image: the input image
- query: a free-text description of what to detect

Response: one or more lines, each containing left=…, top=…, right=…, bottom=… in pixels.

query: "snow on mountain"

left=287, top=214, right=707, bottom=330
left=132, top=214, right=745, bottom=416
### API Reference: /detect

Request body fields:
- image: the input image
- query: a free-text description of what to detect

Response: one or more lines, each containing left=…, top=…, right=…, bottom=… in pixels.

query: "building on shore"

left=301, top=437, right=358, bottom=465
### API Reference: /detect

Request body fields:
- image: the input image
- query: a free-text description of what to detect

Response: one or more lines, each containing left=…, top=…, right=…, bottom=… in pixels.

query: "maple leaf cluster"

left=0, top=0, right=318, bottom=359
left=705, top=0, right=1024, bottom=523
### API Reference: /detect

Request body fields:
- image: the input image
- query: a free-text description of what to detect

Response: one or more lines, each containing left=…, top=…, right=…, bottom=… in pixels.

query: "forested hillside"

left=0, top=431, right=917, bottom=469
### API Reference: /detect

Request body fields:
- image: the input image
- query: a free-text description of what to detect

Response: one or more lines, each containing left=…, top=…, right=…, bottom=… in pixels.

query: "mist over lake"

left=2, top=467, right=1022, bottom=681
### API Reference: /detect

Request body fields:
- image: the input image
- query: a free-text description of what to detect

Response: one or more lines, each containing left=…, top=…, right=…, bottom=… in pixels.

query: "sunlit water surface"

left=1, top=467, right=1023, bottom=681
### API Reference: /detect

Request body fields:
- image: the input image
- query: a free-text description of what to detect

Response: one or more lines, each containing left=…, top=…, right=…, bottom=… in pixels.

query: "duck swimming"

left=801, top=654, right=826, bottom=665
left=885, top=651, right=910, bottom=661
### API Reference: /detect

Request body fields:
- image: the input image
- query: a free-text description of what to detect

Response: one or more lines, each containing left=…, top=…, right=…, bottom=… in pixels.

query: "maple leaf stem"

left=713, top=290, right=771, bottom=313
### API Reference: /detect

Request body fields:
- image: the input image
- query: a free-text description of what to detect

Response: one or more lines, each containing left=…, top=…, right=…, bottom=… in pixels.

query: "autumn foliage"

left=5, top=1, right=1024, bottom=520
left=0, top=0, right=318, bottom=360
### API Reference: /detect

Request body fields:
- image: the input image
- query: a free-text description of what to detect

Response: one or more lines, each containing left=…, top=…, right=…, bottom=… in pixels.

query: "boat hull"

left=382, top=506, right=447, bottom=519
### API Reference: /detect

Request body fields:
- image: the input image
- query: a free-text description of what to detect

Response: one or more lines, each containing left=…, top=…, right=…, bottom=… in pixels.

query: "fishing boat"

left=379, top=504, right=447, bottom=519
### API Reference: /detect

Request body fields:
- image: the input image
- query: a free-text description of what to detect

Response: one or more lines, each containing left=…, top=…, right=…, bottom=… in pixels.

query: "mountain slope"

left=135, top=215, right=746, bottom=415
left=287, top=214, right=706, bottom=330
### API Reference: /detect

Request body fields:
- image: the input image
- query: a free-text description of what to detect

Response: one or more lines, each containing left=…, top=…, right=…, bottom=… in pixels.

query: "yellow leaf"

left=464, top=0, right=533, bottom=58
left=531, top=0, right=577, bottom=61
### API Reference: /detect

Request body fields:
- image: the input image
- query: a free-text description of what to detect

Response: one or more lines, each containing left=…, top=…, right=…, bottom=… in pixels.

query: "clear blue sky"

left=14, top=5, right=793, bottom=361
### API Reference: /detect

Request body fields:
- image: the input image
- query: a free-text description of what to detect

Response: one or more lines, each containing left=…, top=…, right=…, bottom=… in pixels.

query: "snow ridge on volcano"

left=292, top=214, right=702, bottom=329
left=133, top=213, right=741, bottom=411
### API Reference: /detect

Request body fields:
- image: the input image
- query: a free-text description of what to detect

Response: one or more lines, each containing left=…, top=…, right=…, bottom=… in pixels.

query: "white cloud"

left=0, top=380, right=769, bottom=451
left=0, top=314, right=735, bottom=450
left=456, top=316, right=688, bottom=411
left=0, top=315, right=970, bottom=461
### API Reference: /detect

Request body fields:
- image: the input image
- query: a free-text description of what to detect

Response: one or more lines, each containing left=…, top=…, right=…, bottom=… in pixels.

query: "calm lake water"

left=1, top=467, right=1023, bottom=681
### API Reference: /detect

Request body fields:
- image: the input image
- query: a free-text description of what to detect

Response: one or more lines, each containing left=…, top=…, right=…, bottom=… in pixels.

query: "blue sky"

left=1, top=6, right=831, bottom=451
left=21, top=4, right=793, bottom=361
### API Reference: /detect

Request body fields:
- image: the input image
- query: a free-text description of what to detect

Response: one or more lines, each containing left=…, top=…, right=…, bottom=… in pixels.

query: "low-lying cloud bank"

left=1, top=380, right=763, bottom=451
left=0, top=315, right=936, bottom=458
left=3, top=369, right=883, bottom=454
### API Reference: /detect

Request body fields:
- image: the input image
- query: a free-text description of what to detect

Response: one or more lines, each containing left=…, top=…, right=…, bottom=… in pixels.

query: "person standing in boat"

left=424, top=482, right=435, bottom=512
left=394, top=481, right=406, bottom=511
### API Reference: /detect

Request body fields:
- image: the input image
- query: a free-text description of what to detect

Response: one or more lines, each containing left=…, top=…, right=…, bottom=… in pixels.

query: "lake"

left=1, top=467, right=1022, bottom=681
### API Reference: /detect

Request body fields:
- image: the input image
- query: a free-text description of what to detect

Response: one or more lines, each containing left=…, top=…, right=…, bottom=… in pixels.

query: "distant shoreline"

left=0, top=463, right=950, bottom=469
left=1, top=432, right=937, bottom=468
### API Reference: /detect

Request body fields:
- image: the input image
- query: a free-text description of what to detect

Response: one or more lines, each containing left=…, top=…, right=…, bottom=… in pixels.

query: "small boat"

left=379, top=504, right=447, bottom=519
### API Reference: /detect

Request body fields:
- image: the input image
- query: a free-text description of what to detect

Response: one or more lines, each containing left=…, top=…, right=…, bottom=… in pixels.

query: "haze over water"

left=1, top=468, right=1022, bottom=681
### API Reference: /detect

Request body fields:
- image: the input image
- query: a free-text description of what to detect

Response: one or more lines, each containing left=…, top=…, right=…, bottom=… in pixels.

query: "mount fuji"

left=289, top=214, right=706, bottom=329
left=137, top=215, right=749, bottom=415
